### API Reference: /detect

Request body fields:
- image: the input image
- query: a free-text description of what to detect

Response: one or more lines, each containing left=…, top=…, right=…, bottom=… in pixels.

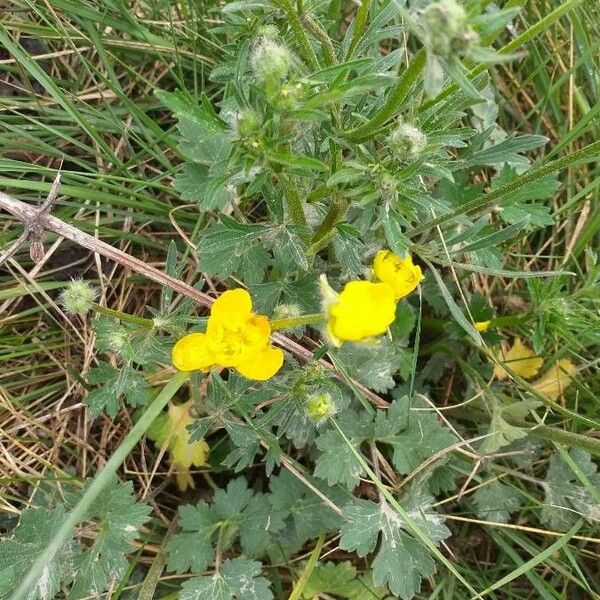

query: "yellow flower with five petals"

left=172, top=289, right=284, bottom=381
left=321, top=275, right=397, bottom=346
left=372, top=250, right=424, bottom=299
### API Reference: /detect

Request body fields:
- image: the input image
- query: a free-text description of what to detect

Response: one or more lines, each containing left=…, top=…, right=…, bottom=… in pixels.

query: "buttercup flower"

left=172, top=289, right=284, bottom=381
left=323, top=277, right=397, bottom=345
left=372, top=250, right=424, bottom=299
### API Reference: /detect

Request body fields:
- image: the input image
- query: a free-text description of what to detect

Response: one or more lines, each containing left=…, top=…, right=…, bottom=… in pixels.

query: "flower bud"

left=270, top=82, right=303, bottom=111
left=306, top=392, right=335, bottom=422
left=251, top=37, right=291, bottom=82
left=233, top=108, right=260, bottom=139
left=389, top=123, right=427, bottom=158
left=273, top=303, right=302, bottom=321
left=424, top=0, right=478, bottom=57
left=59, top=280, right=97, bottom=316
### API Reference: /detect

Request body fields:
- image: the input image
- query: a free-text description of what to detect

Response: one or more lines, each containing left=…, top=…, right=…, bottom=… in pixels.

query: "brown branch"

left=0, top=189, right=387, bottom=408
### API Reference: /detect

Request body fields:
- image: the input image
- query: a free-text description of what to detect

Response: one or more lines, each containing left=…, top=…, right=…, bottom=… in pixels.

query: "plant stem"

left=282, top=177, right=307, bottom=225
left=13, top=371, right=189, bottom=600
left=309, top=195, right=348, bottom=253
left=271, top=0, right=319, bottom=70
left=92, top=302, right=154, bottom=328
left=270, top=313, right=325, bottom=331
left=345, top=49, right=426, bottom=142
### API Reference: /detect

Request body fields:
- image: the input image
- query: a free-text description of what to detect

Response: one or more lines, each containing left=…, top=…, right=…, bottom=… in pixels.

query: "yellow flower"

left=326, top=279, right=397, bottom=345
left=172, top=288, right=284, bottom=381
left=532, top=359, right=576, bottom=401
left=147, top=400, right=209, bottom=491
left=494, top=337, right=543, bottom=381
left=475, top=320, right=491, bottom=332
left=372, top=250, right=424, bottom=299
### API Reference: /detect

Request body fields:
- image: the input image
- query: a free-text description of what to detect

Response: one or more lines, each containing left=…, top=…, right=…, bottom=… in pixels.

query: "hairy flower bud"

left=389, top=123, right=427, bottom=158
left=59, top=280, right=97, bottom=316
left=273, top=303, right=302, bottom=321
left=251, top=37, right=291, bottom=82
left=306, top=392, right=335, bottom=422
left=233, top=108, right=260, bottom=139
left=424, top=0, right=478, bottom=57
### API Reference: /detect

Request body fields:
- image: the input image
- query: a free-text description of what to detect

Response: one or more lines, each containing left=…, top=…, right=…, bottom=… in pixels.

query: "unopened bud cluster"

left=251, top=36, right=291, bottom=83
left=424, top=0, right=478, bottom=58
left=250, top=33, right=301, bottom=111
left=59, top=280, right=97, bottom=316
left=305, top=391, right=336, bottom=422
left=389, top=122, right=427, bottom=158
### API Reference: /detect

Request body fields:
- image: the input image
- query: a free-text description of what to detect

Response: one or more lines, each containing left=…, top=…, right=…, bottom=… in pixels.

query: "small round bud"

left=251, top=37, right=291, bottom=82
left=107, top=329, right=128, bottom=352
left=233, top=108, right=260, bottom=139
left=389, top=123, right=427, bottom=158
left=270, top=82, right=303, bottom=111
left=424, top=0, right=477, bottom=57
left=273, top=303, right=302, bottom=321
left=306, top=392, right=335, bottom=422
left=59, top=280, right=97, bottom=316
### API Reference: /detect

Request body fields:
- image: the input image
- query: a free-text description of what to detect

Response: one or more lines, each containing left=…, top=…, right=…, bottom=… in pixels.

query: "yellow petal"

left=494, top=337, right=543, bottom=381
left=372, top=250, right=424, bottom=299
left=211, top=288, right=252, bottom=319
left=475, top=320, right=491, bottom=332
left=236, top=346, right=284, bottom=380
left=532, top=359, right=576, bottom=401
left=172, top=332, right=214, bottom=372
left=328, top=280, right=397, bottom=342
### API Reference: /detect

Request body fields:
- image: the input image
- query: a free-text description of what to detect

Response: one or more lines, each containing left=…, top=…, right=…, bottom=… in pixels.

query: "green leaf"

left=173, top=163, right=232, bottom=210
left=85, top=363, right=149, bottom=419
left=541, top=450, right=600, bottom=531
left=331, top=339, right=400, bottom=393
left=66, top=481, right=151, bottom=599
left=266, top=151, right=327, bottom=175
left=302, top=561, right=388, bottom=600
left=461, top=133, right=548, bottom=169
left=167, top=502, right=217, bottom=574
left=384, top=397, right=457, bottom=475
left=181, top=557, right=273, bottom=600
left=197, top=219, right=270, bottom=282
left=154, top=90, right=230, bottom=165
left=472, top=480, right=522, bottom=523
left=480, top=407, right=528, bottom=455
left=339, top=484, right=450, bottom=600
left=268, top=471, right=344, bottom=543
left=0, top=506, right=75, bottom=600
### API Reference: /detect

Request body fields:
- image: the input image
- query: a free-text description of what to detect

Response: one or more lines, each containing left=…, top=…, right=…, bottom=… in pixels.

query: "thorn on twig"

left=0, top=167, right=62, bottom=267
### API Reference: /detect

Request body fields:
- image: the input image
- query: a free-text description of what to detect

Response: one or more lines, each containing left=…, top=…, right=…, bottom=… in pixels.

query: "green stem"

left=345, top=49, right=426, bottom=142
left=270, top=312, right=324, bottom=331
left=13, top=371, right=189, bottom=600
left=309, top=195, right=349, bottom=253
left=271, top=0, right=319, bottom=70
left=92, top=302, right=154, bottom=328
left=454, top=406, right=600, bottom=458
left=282, top=177, right=307, bottom=225
left=345, top=0, right=372, bottom=60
